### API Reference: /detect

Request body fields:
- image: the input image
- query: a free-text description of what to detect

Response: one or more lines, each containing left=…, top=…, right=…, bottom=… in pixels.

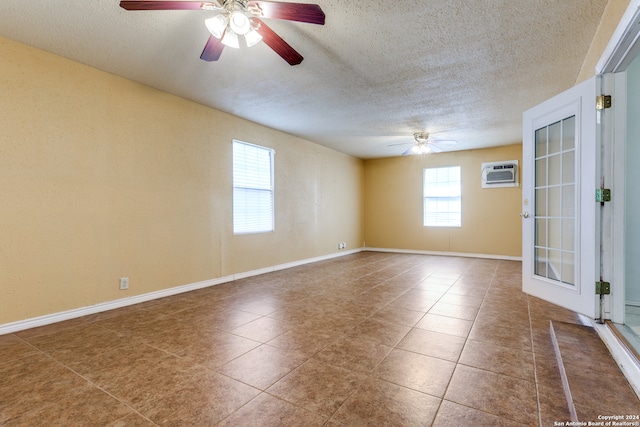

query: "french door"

left=522, top=77, right=598, bottom=318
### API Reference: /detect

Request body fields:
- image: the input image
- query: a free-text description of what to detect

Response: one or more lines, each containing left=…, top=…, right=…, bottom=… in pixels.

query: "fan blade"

left=432, top=139, right=456, bottom=145
left=200, top=35, right=224, bottom=61
left=402, top=147, right=414, bottom=156
left=429, top=144, right=443, bottom=153
left=388, top=142, right=412, bottom=147
left=119, top=1, right=221, bottom=11
left=253, top=18, right=303, bottom=65
left=248, top=1, right=325, bottom=25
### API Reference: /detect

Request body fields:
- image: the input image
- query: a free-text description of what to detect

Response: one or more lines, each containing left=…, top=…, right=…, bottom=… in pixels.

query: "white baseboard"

left=0, top=248, right=362, bottom=336
left=364, top=247, right=522, bottom=262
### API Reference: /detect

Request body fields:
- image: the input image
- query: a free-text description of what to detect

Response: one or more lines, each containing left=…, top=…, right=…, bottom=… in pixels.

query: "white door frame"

left=591, top=0, right=640, bottom=396
left=597, top=0, right=640, bottom=324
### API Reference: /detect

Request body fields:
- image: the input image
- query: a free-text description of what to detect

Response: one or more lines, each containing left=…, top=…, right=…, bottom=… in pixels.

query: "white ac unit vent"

left=481, top=160, right=518, bottom=188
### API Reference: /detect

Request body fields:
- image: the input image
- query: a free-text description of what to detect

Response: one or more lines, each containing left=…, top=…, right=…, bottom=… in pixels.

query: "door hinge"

left=596, top=95, right=612, bottom=110
left=596, top=281, right=611, bottom=295
left=596, top=188, right=611, bottom=203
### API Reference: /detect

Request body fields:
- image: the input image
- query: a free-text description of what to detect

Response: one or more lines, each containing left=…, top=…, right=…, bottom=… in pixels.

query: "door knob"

left=520, top=212, right=530, bottom=218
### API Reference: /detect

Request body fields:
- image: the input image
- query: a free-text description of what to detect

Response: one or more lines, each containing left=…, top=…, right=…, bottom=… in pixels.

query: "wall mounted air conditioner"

left=481, top=160, right=518, bottom=188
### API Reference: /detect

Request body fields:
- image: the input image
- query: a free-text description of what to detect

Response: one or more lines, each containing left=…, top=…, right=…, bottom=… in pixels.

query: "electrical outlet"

left=119, top=277, right=129, bottom=290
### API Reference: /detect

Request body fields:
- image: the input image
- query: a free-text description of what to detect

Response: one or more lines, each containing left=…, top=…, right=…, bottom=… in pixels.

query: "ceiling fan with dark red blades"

left=119, top=0, right=325, bottom=65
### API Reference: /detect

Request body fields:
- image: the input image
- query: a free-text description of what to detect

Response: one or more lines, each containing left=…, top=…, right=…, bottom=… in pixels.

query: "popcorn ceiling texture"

left=0, top=0, right=610, bottom=157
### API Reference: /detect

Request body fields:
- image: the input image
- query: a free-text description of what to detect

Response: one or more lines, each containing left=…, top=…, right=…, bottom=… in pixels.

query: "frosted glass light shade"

left=205, top=14, right=228, bottom=39
left=229, top=11, right=250, bottom=35
left=244, top=27, right=263, bottom=47
left=412, top=144, right=431, bottom=154
left=221, top=28, right=240, bottom=48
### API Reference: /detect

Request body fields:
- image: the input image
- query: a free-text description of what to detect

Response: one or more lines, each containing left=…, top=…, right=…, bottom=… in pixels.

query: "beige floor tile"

left=138, top=368, right=260, bottom=426
left=375, top=349, right=456, bottom=397
left=388, top=291, right=439, bottom=312
left=0, top=334, right=40, bottom=363
left=313, top=334, right=393, bottom=373
left=345, top=317, right=412, bottom=346
left=428, top=301, right=479, bottom=321
left=469, top=320, right=532, bottom=352
left=267, top=358, right=367, bottom=418
left=444, top=365, right=538, bottom=426
left=414, top=313, right=474, bottom=338
left=266, top=326, right=339, bottom=357
left=4, top=382, right=132, bottom=426
left=3, top=253, right=639, bottom=425
left=218, top=343, right=308, bottom=389
left=332, top=378, right=441, bottom=426
left=432, top=400, right=530, bottom=427
left=177, top=329, right=260, bottom=369
left=368, top=305, right=426, bottom=327
left=458, top=339, right=535, bottom=381
left=217, top=393, right=327, bottom=426
left=230, top=316, right=292, bottom=342
left=397, top=328, right=466, bottom=362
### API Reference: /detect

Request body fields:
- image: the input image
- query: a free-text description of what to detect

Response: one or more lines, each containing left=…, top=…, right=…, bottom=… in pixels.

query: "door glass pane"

left=562, top=151, right=574, bottom=184
left=549, top=121, right=562, bottom=154
left=548, top=186, right=561, bottom=217
left=534, top=116, right=576, bottom=287
left=548, top=154, right=561, bottom=185
left=535, top=218, right=547, bottom=247
left=562, top=116, right=575, bottom=150
left=535, top=248, right=547, bottom=276
left=535, top=128, right=547, bottom=157
left=535, top=158, right=547, bottom=186
left=548, top=219, right=561, bottom=249
left=561, top=252, right=575, bottom=284
left=535, top=189, right=547, bottom=216
left=562, top=185, right=575, bottom=217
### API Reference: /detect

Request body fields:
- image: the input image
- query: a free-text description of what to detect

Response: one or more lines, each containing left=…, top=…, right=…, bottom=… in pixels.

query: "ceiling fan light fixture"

left=221, top=27, right=240, bottom=48
left=412, top=143, right=431, bottom=154
left=205, top=14, right=228, bottom=39
left=244, top=26, right=263, bottom=47
left=414, top=132, right=430, bottom=143
left=229, top=11, right=251, bottom=35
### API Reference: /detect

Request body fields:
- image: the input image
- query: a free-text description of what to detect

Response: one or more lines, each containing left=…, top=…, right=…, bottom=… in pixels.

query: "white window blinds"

left=423, top=166, right=461, bottom=227
left=233, top=140, right=274, bottom=234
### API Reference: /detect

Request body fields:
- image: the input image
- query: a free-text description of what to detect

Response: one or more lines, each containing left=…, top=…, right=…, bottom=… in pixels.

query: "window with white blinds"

left=423, top=166, right=461, bottom=227
left=233, top=140, right=274, bottom=234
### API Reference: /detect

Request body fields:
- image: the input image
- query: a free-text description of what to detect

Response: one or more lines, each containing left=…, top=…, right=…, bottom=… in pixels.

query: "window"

left=423, top=166, right=461, bottom=227
left=233, top=140, right=274, bottom=234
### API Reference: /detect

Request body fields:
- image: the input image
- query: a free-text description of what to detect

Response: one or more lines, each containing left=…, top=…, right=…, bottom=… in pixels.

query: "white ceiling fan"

left=390, top=132, right=457, bottom=155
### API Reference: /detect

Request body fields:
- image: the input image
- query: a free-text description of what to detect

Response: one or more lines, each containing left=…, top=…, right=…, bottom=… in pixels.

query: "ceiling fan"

left=390, top=132, right=457, bottom=155
left=119, top=0, right=325, bottom=65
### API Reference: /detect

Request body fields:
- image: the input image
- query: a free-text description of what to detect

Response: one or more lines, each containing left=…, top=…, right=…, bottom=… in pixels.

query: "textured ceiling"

left=0, top=0, right=608, bottom=158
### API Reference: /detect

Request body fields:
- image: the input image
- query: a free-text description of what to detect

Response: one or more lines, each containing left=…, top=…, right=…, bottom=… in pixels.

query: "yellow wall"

left=3, top=0, right=628, bottom=325
left=363, top=144, right=523, bottom=257
left=0, top=36, right=364, bottom=325
left=576, top=0, right=632, bottom=83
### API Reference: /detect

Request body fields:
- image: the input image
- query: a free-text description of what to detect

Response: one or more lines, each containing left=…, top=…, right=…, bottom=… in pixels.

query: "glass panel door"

left=534, top=117, right=576, bottom=287
left=522, top=76, right=596, bottom=318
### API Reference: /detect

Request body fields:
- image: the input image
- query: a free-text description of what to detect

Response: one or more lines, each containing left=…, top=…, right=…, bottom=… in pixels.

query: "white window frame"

left=423, top=166, right=461, bottom=227
left=233, top=140, right=275, bottom=234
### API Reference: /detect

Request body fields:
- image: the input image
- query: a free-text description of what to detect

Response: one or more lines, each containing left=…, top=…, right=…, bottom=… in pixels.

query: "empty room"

left=2, top=0, right=640, bottom=425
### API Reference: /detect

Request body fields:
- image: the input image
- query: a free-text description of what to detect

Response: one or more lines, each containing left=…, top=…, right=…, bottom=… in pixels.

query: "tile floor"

left=1, top=252, right=639, bottom=426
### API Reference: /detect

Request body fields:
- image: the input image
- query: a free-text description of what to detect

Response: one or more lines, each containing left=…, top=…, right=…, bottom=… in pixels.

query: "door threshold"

left=582, top=314, right=640, bottom=399
left=607, top=320, right=640, bottom=361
